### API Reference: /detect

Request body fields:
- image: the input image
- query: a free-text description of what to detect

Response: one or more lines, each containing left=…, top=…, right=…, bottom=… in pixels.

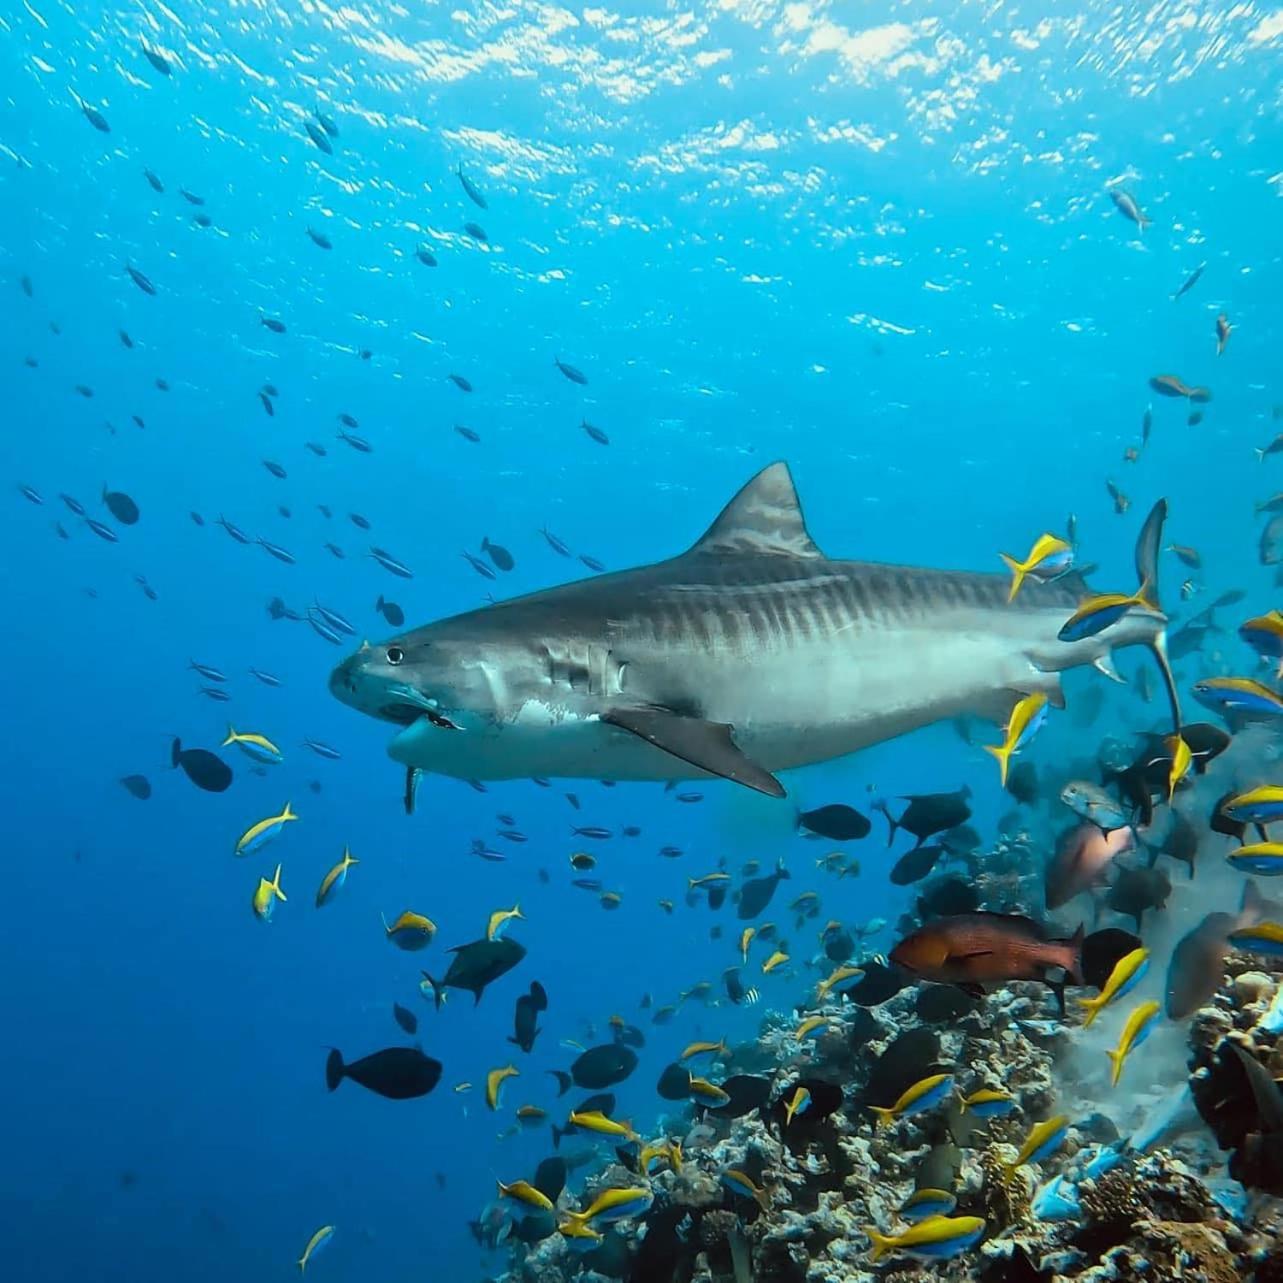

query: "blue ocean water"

left=5, top=1, right=1282, bottom=1278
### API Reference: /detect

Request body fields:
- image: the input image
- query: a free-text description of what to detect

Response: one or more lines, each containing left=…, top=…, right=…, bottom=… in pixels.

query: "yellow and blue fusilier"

left=222, top=725, right=283, bottom=765
left=315, top=847, right=359, bottom=908
left=496, top=1179, right=553, bottom=1214
left=863, top=1215, right=985, bottom=1262
left=1007, top=1115, right=1070, bottom=1173
left=984, top=692, right=1048, bottom=787
left=1000, top=533, right=1073, bottom=602
left=235, top=802, right=298, bottom=856
left=869, top=1073, right=954, bottom=1129
left=1227, top=844, right=1283, bottom=876
left=296, top=1224, right=334, bottom=1273
left=1222, top=786, right=1283, bottom=825
left=487, top=904, right=524, bottom=940
left=383, top=910, right=436, bottom=949
left=566, top=1186, right=654, bottom=1225
left=252, top=863, right=287, bottom=921
left=1076, top=947, right=1149, bottom=1028
left=1192, top=677, right=1283, bottom=718
left=1239, top=612, right=1283, bottom=676
left=784, top=1086, right=811, bottom=1126
left=898, top=1188, right=957, bottom=1223
left=1106, top=1000, right=1161, bottom=1087
left=1228, top=920, right=1283, bottom=955
left=720, top=1169, right=769, bottom=1210
left=958, top=1087, right=1017, bottom=1119
left=1059, top=588, right=1156, bottom=643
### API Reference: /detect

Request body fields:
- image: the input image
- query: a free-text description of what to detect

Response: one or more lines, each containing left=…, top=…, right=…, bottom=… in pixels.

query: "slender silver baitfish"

left=329, top=463, right=1171, bottom=798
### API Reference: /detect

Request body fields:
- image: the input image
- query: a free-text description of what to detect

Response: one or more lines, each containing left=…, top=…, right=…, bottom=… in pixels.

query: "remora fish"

left=329, top=464, right=1176, bottom=795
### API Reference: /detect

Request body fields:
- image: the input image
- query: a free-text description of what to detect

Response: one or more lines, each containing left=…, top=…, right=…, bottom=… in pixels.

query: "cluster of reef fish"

left=478, top=833, right=1283, bottom=1283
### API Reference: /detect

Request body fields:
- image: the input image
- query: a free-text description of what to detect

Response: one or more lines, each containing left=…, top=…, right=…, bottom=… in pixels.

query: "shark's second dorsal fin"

left=688, top=462, right=823, bottom=559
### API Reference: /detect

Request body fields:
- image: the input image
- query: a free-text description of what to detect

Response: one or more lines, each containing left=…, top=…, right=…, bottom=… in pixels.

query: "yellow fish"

left=688, top=873, right=731, bottom=889
left=487, top=903, right=524, bottom=940
left=565, top=1186, right=653, bottom=1224
left=762, top=949, right=790, bottom=974
left=1000, top=533, right=1072, bottom=602
left=1006, top=1115, right=1069, bottom=1173
left=567, top=1110, right=638, bottom=1141
left=688, top=1077, right=730, bottom=1105
left=680, top=1039, right=727, bottom=1061
left=315, top=846, right=358, bottom=908
left=296, top=1224, right=334, bottom=1273
left=1075, top=947, right=1149, bottom=1028
left=739, top=927, right=755, bottom=962
left=222, top=725, right=283, bottom=765
left=383, top=910, right=436, bottom=950
left=869, top=1073, right=953, bottom=1128
left=1165, top=734, right=1191, bottom=801
left=863, top=1214, right=985, bottom=1263
left=486, top=1064, right=518, bottom=1110
left=234, top=801, right=298, bottom=856
left=497, top=1179, right=552, bottom=1211
left=983, top=692, right=1048, bottom=788
left=784, top=1086, right=811, bottom=1126
left=1106, top=1000, right=1161, bottom=1087
left=794, top=1015, right=829, bottom=1041
left=252, top=862, right=286, bottom=921
left=816, top=965, right=864, bottom=999
left=558, top=1218, right=602, bottom=1242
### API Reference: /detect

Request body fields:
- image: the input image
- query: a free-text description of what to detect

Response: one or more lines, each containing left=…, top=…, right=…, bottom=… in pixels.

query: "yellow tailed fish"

left=794, top=1015, right=829, bottom=1041
left=222, top=725, right=283, bottom=765
left=383, top=910, right=436, bottom=950
left=497, top=1179, right=553, bottom=1211
left=487, top=903, right=524, bottom=940
left=983, top=691, right=1048, bottom=787
left=1106, top=1000, right=1161, bottom=1087
left=252, top=862, right=287, bottom=921
left=315, top=846, right=358, bottom=908
left=296, top=1224, right=334, bottom=1272
left=762, top=949, right=790, bottom=974
left=486, top=1064, right=518, bottom=1110
left=235, top=801, right=298, bottom=856
left=1000, top=533, right=1072, bottom=602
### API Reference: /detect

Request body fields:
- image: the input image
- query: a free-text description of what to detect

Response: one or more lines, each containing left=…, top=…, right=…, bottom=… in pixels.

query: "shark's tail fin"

left=1134, top=499, right=1182, bottom=744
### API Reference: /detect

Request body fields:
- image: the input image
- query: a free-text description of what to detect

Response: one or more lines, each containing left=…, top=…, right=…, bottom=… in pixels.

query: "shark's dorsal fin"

left=689, top=462, right=823, bottom=559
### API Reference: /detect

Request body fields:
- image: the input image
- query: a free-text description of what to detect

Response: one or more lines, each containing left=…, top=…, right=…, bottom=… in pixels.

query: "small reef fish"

left=1059, top=589, right=1155, bottom=643
left=296, top=1225, right=334, bottom=1273
left=1216, top=313, right=1232, bottom=356
left=898, top=1189, right=958, bottom=1223
left=1059, top=781, right=1131, bottom=833
left=863, top=1215, right=986, bottom=1262
left=1192, top=677, right=1283, bottom=718
left=567, top=1110, right=637, bottom=1140
left=984, top=692, right=1048, bottom=787
left=487, top=904, right=524, bottom=940
left=1109, top=188, right=1150, bottom=230
left=486, top=1064, right=518, bottom=1110
left=315, top=847, right=358, bottom=907
left=1228, top=920, right=1283, bottom=955
left=870, top=1073, right=955, bottom=1128
left=784, top=1086, right=812, bottom=1126
left=959, top=1088, right=1017, bottom=1119
left=564, top=1187, right=653, bottom=1226
left=252, top=863, right=287, bottom=921
left=999, top=533, right=1072, bottom=601
left=222, top=726, right=283, bottom=765
left=1222, top=787, right=1283, bottom=824
left=1076, top=947, right=1149, bottom=1028
left=384, top=910, right=437, bottom=950
left=497, top=1179, right=553, bottom=1212
left=1226, top=844, right=1283, bottom=876
left=1106, top=1000, right=1161, bottom=1087
left=1007, top=1115, right=1069, bottom=1172
left=720, top=1169, right=769, bottom=1211
left=235, top=802, right=298, bottom=856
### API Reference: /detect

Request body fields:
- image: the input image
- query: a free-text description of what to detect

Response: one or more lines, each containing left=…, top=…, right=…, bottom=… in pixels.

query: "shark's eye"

left=386, top=645, right=404, bottom=666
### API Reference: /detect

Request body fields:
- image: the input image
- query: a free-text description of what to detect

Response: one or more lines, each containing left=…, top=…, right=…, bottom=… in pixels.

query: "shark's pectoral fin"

left=1093, top=652, right=1127, bottom=684
left=601, top=706, right=786, bottom=798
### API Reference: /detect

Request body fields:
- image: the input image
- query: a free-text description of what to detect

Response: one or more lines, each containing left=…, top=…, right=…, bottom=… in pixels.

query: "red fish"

left=890, top=912, right=1084, bottom=1003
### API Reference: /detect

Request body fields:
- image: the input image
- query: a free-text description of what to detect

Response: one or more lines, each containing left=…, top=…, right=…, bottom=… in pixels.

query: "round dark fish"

left=326, top=1047, right=441, bottom=1099
left=1005, top=760, right=1040, bottom=806
left=421, top=937, right=526, bottom=1008
left=823, top=927, right=856, bottom=963
left=890, top=843, right=945, bottom=886
left=481, top=537, right=514, bottom=572
left=102, top=486, right=140, bottom=525
left=705, top=1074, right=772, bottom=1119
left=509, top=982, right=545, bottom=1053
left=914, top=984, right=981, bottom=1024
left=736, top=861, right=790, bottom=919
left=797, top=803, right=870, bottom=841
left=918, top=876, right=980, bottom=918
left=392, top=1002, right=418, bottom=1035
left=1081, top=928, right=1143, bottom=992
left=841, top=960, right=907, bottom=1006
left=119, top=774, right=151, bottom=800
left=375, top=595, right=405, bottom=627
left=866, top=1029, right=946, bottom=1111
left=656, top=1062, right=691, bottom=1100
left=575, top=1092, right=616, bottom=1117
left=1106, top=864, right=1171, bottom=930
left=571, top=1042, right=638, bottom=1090
left=772, top=1077, right=843, bottom=1130
left=533, top=1156, right=567, bottom=1204
left=1166, top=912, right=1238, bottom=1019
left=511, top=1210, right=556, bottom=1245
left=170, top=738, right=233, bottom=793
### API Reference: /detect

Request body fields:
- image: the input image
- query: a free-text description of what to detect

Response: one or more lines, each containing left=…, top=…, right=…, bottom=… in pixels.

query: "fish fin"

left=601, top=706, right=785, bottom=798
left=325, top=1048, right=344, bottom=1091
left=956, top=950, right=995, bottom=961
left=686, top=461, right=823, bottom=560
left=982, top=743, right=1010, bottom=788
left=1066, top=924, right=1086, bottom=986
left=1093, top=653, right=1126, bottom=684
left=1239, top=879, right=1266, bottom=927
left=421, top=972, right=445, bottom=1010
left=1000, top=553, right=1025, bottom=602
left=873, top=799, right=899, bottom=846
left=1048, top=978, right=1068, bottom=1017
left=171, top=737, right=182, bottom=767
left=863, top=1226, right=894, bottom=1263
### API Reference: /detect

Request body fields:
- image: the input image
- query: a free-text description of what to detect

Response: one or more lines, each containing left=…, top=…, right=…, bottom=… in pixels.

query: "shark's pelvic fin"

left=601, top=706, right=786, bottom=798
left=688, top=461, right=824, bottom=560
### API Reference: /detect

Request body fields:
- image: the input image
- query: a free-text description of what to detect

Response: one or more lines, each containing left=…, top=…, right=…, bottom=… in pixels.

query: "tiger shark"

left=329, top=462, right=1173, bottom=799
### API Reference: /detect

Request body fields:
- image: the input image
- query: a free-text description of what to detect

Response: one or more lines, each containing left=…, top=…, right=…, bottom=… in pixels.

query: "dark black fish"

left=571, top=1043, right=638, bottom=1089
left=613, top=1023, right=644, bottom=1049
left=509, top=981, right=547, bottom=1053
left=190, top=512, right=205, bottom=526
left=326, top=1047, right=441, bottom=1099
left=259, top=392, right=275, bottom=417
left=877, top=787, right=971, bottom=848
left=456, top=165, right=488, bottom=209
left=914, top=985, right=980, bottom=1024
left=338, top=412, right=359, bottom=428
left=305, top=441, right=327, bottom=457
left=463, top=221, right=488, bottom=243
left=736, top=859, right=790, bottom=919
left=193, top=213, right=212, bottom=229
left=81, top=101, right=110, bottom=132
left=1151, top=809, right=1200, bottom=879
left=556, top=358, right=588, bottom=385
left=337, top=429, right=372, bottom=452
left=305, top=121, right=333, bottom=155
left=1005, top=759, right=1040, bottom=806
left=797, top=803, right=871, bottom=841
left=481, top=537, right=514, bottom=571
left=706, top=1074, right=772, bottom=1119
left=448, top=373, right=472, bottom=392
left=574, top=1092, right=616, bottom=1118
left=917, top=876, right=980, bottom=918
left=180, top=189, right=205, bottom=206
left=890, top=843, right=945, bottom=886
left=533, top=1156, right=566, bottom=1205
left=421, top=937, right=525, bottom=1008
left=262, top=459, right=287, bottom=479
left=261, top=316, right=286, bottom=334
left=541, top=527, right=572, bottom=557
left=101, top=486, right=140, bottom=526
left=580, top=554, right=605, bottom=572
left=170, top=738, right=233, bottom=793
left=656, top=1063, right=692, bottom=1100
left=547, top=1069, right=573, bottom=1096
left=144, top=168, right=164, bottom=192
left=582, top=421, right=609, bottom=446
left=842, top=960, right=908, bottom=1006
left=375, top=595, right=405, bottom=627
left=823, top=927, right=855, bottom=963
left=119, top=329, right=133, bottom=349
left=1108, top=862, right=1170, bottom=934
left=462, top=551, right=496, bottom=580
left=392, top=1003, right=418, bottom=1035
left=454, top=425, right=480, bottom=443
left=120, top=774, right=151, bottom=800
left=866, top=1029, right=946, bottom=1114
left=1081, top=927, right=1143, bottom=993
left=415, top=244, right=437, bottom=267
left=126, top=265, right=155, bottom=295
left=306, top=227, right=331, bottom=249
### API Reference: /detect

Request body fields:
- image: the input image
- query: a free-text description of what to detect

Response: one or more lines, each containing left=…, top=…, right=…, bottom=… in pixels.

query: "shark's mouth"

left=378, top=701, right=461, bottom=730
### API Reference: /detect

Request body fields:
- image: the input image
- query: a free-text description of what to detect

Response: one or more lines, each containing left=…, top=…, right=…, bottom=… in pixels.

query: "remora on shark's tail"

left=329, top=462, right=1172, bottom=798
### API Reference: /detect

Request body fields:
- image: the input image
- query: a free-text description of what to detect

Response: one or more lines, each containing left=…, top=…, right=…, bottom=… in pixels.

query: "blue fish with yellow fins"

left=222, top=725, right=283, bottom=764
left=863, top=1214, right=985, bottom=1262
left=1228, top=920, right=1283, bottom=955
left=1192, top=677, right=1283, bottom=719
left=296, top=1224, right=334, bottom=1273
left=999, top=532, right=1073, bottom=602
left=235, top=801, right=298, bottom=856
left=1076, top=946, right=1149, bottom=1028
left=1106, top=1000, right=1161, bottom=1087
left=898, top=1188, right=957, bottom=1223
left=1226, top=843, right=1283, bottom=876
left=869, top=1073, right=954, bottom=1128
left=315, top=847, right=358, bottom=907
left=1007, top=1115, right=1069, bottom=1172
left=1222, top=786, right=1283, bottom=824
left=252, top=863, right=286, bottom=921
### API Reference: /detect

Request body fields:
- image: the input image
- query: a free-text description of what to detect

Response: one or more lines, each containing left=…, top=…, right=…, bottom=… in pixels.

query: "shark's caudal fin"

left=687, top=461, right=824, bottom=559
left=1134, top=499, right=1183, bottom=740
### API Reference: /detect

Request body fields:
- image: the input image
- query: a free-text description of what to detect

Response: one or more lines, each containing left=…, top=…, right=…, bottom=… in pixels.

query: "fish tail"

left=1066, top=923, right=1086, bottom=987
left=863, top=1226, right=894, bottom=1262
left=271, top=863, right=287, bottom=902
left=222, top=725, right=237, bottom=746
left=999, top=553, right=1025, bottom=602
left=872, top=799, right=898, bottom=846
left=422, top=972, right=445, bottom=1009
left=982, top=742, right=1011, bottom=788
left=1075, top=995, right=1102, bottom=1029
left=170, top=737, right=182, bottom=767
left=282, top=801, right=297, bottom=820
left=550, top=1124, right=564, bottom=1150
left=1256, top=448, right=1267, bottom=463
left=1106, top=1048, right=1124, bottom=1087
left=1133, top=500, right=1183, bottom=741
left=325, top=1048, right=344, bottom=1091
left=869, top=1106, right=895, bottom=1130
left=376, top=594, right=384, bottom=610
